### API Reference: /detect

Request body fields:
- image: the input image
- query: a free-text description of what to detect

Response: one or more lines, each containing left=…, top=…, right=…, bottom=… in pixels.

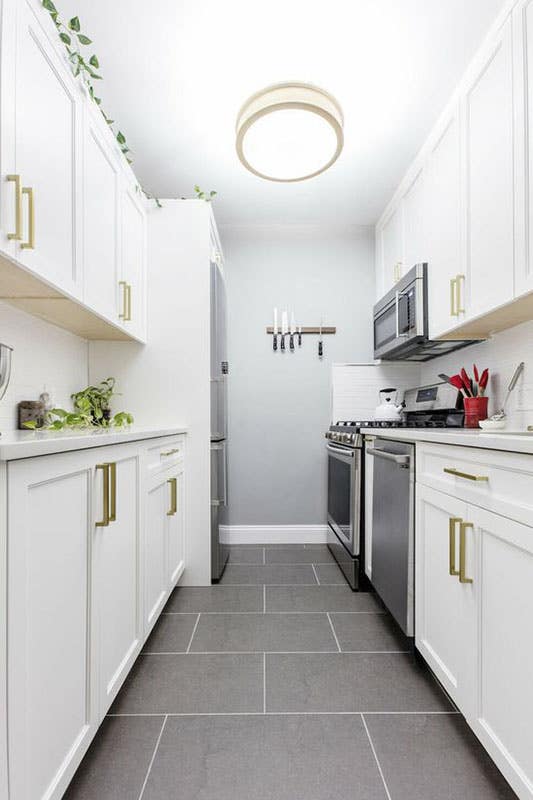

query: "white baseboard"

left=220, top=524, right=328, bottom=545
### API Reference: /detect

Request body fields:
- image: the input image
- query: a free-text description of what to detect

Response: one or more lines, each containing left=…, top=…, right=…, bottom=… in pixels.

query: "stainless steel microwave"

left=373, top=263, right=479, bottom=362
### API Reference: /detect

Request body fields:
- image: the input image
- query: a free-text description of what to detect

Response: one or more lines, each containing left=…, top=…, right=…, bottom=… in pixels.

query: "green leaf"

left=50, top=408, right=67, bottom=417
left=87, top=69, right=102, bottom=80
left=210, top=190, right=217, bottom=197
left=68, top=16, right=80, bottom=32
left=50, top=420, right=65, bottom=430
left=116, top=131, right=126, bottom=145
left=94, top=96, right=102, bottom=105
left=59, top=31, right=71, bottom=45
left=77, top=33, right=92, bottom=45
left=89, top=54, right=100, bottom=68
left=106, top=118, right=115, bottom=125
left=22, top=420, right=38, bottom=429
left=42, top=0, right=57, bottom=12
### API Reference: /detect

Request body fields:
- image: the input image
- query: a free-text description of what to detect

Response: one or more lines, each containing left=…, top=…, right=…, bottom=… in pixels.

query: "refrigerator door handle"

left=211, top=441, right=227, bottom=507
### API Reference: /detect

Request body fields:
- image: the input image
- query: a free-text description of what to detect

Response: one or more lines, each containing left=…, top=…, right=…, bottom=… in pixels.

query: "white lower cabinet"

left=416, top=446, right=533, bottom=800
left=3, top=434, right=186, bottom=799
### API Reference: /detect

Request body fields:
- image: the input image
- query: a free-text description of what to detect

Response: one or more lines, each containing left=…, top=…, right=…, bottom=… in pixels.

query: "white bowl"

left=479, top=418, right=507, bottom=431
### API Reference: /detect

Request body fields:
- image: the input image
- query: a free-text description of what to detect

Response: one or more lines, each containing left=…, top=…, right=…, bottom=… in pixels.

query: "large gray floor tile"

left=266, top=585, right=383, bottom=612
left=266, top=653, right=453, bottom=712
left=166, top=585, right=263, bottom=612
left=64, top=716, right=163, bottom=800
left=265, top=545, right=334, bottom=564
left=143, top=714, right=388, bottom=800
left=220, top=564, right=317, bottom=585
left=190, top=613, right=337, bottom=652
left=111, top=654, right=263, bottom=714
left=228, top=546, right=265, bottom=564
left=330, top=612, right=411, bottom=652
left=365, top=714, right=518, bottom=799
left=143, top=613, right=198, bottom=653
left=315, top=562, right=346, bottom=584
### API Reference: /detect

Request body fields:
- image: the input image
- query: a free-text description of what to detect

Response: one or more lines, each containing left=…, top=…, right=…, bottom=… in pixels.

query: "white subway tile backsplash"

left=331, top=362, right=421, bottom=421
left=0, top=301, right=88, bottom=432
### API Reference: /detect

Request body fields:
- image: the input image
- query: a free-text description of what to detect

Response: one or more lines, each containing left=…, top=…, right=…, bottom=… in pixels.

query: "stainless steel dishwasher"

left=367, top=438, right=415, bottom=636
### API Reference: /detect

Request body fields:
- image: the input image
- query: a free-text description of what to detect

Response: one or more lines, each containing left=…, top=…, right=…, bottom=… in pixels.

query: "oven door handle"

left=326, top=444, right=356, bottom=458
left=367, top=447, right=410, bottom=467
left=395, top=291, right=409, bottom=338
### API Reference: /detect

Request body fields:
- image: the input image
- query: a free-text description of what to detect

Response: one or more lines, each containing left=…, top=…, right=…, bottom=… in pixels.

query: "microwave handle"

left=395, top=291, right=409, bottom=339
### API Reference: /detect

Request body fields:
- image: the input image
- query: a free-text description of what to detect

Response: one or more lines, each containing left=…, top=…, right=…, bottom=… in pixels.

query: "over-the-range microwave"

left=373, top=263, right=480, bottom=362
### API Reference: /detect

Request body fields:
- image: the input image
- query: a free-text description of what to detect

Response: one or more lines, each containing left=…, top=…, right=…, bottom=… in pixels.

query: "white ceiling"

left=61, top=0, right=506, bottom=225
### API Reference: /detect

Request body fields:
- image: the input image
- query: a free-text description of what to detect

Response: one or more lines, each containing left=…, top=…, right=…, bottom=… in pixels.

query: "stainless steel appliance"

left=373, top=263, right=478, bottom=362
left=0, top=344, right=13, bottom=437
left=325, top=424, right=364, bottom=589
left=367, top=439, right=415, bottom=635
left=210, top=261, right=230, bottom=582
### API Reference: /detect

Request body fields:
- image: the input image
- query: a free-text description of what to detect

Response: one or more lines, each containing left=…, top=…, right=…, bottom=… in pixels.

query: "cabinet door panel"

left=380, top=204, right=403, bottom=293
left=83, top=113, right=120, bottom=321
left=167, top=468, right=185, bottom=586
left=121, top=182, right=146, bottom=341
left=415, top=485, right=475, bottom=709
left=515, top=0, right=533, bottom=296
left=464, top=17, right=514, bottom=319
left=8, top=455, right=94, bottom=800
left=426, top=110, right=463, bottom=338
left=402, top=166, right=427, bottom=270
left=15, top=0, right=82, bottom=295
left=470, top=506, right=533, bottom=799
left=96, top=453, right=142, bottom=715
left=145, top=478, right=168, bottom=632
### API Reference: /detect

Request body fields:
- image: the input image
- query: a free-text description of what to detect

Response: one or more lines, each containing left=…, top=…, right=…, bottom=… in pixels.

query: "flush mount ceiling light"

left=235, top=82, right=344, bottom=183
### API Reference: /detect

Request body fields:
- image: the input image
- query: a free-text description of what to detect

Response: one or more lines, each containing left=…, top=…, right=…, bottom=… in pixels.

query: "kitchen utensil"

left=490, top=362, right=524, bottom=421
left=464, top=396, right=489, bottom=428
left=298, top=326, right=302, bottom=346
left=273, top=308, right=278, bottom=351
left=374, top=388, right=404, bottom=421
left=0, top=343, right=13, bottom=402
left=449, top=374, right=467, bottom=396
left=479, top=418, right=507, bottom=431
left=461, top=367, right=473, bottom=397
left=318, top=320, right=323, bottom=358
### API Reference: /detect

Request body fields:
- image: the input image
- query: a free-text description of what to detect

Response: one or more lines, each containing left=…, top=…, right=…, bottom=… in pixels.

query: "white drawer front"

left=416, top=443, right=533, bottom=528
left=144, top=436, right=185, bottom=471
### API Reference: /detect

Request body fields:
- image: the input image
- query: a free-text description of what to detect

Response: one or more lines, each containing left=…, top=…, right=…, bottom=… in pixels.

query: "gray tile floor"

left=65, top=544, right=517, bottom=800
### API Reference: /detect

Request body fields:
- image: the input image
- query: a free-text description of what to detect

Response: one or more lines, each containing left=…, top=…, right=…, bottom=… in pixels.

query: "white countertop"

left=0, top=425, right=188, bottom=461
left=360, top=426, right=533, bottom=455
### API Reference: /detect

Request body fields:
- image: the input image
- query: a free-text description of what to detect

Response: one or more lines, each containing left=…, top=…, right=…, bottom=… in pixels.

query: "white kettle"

left=375, top=388, right=403, bottom=422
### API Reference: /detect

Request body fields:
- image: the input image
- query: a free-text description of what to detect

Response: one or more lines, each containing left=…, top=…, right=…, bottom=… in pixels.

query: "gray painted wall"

left=220, top=224, right=375, bottom=526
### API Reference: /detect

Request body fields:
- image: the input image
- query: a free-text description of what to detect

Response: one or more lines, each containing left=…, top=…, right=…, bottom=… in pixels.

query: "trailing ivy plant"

left=194, top=185, right=217, bottom=202
left=41, top=0, right=132, bottom=163
left=23, top=378, right=134, bottom=431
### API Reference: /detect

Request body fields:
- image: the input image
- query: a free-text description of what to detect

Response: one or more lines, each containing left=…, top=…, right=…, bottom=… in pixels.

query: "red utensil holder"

left=463, top=396, right=489, bottom=428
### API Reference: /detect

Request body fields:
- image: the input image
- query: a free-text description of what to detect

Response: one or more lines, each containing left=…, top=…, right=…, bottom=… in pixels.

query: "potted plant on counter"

left=23, top=378, right=134, bottom=430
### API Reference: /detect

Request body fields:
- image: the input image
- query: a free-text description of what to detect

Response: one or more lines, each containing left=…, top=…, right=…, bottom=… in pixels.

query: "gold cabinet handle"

left=119, top=281, right=128, bottom=320
left=109, top=462, right=117, bottom=522
left=21, top=187, right=35, bottom=249
left=167, top=477, right=177, bottom=516
left=161, top=448, right=180, bottom=457
left=394, top=262, right=402, bottom=283
left=456, top=274, right=465, bottom=314
left=449, top=517, right=462, bottom=576
left=443, top=467, right=489, bottom=482
left=96, top=464, right=110, bottom=527
left=6, top=174, right=22, bottom=240
left=450, top=277, right=458, bottom=316
left=459, top=522, right=474, bottom=584
left=126, top=283, right=132, bottom=321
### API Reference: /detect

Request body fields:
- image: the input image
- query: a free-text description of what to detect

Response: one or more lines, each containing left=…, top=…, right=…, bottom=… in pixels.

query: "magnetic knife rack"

left=265, top=326, right=336, bottom=335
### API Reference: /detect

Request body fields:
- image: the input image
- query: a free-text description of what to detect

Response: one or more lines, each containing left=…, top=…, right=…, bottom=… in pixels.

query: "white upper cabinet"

left=14, top=0, right=83, bottom=297
left=0, top=0, right=17, bottom=258
left=426, top=108, right=464, bottom=338
left=120, top=180, right=147, bottom=341
left=462, top=15, right=515, bottom=320
left=82, top=105, right=121, bottom=322
left=378, top=203, right=403, bottom=296
left=402, top=165, right=428, bottom=270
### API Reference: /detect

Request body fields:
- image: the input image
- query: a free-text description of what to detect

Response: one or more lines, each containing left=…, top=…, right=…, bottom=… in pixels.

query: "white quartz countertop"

left=0, top=425, right=188, bottom=461
left=360, top=426, right=533, bottom=455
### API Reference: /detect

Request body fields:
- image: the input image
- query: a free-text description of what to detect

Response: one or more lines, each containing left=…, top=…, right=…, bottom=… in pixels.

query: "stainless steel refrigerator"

left=210, top=260, right=230, bottom=581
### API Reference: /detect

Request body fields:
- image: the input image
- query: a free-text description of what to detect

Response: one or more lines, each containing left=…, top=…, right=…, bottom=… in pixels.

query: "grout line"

left=110, top=710, right=461, bottom=718
left=362, top=714, right=393, bottom=800
left=164, top=611, right=387, bottom=616
left=185, top=613, right=201, bottom=654
left=326, top=613, right=342, bottom=652
left=141, top=650, right=413, bottom=656
left=138, top=714, right=168, bottom=800
left=263, top=652, right=266, bottom=713
left=263, top=584, right=266, bottom=613
left=311, top=564, right=320, bottom=585
left=263, top=547, right=266, bottom=565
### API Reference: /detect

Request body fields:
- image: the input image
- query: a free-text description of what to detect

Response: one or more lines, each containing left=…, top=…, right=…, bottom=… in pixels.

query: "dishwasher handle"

left=367, top=447, right=410, bottom=468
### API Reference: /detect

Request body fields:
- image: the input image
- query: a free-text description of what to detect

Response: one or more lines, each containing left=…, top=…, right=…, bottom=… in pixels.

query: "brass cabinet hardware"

left=450, top=277, right=458, bottom=316
left=6, top=174, right=22, bottom=240
left=443, top=467, right=489, bottom=482
left=393, top=262, right=402, bottom=283
left=449, top=517, right=462, bottom=576
left=109, top=462, right=117, bottom=522
left=167, top=477, right=177, bottom=516
left=459, top=522, right=474, bottom=583
left=456, top=274, right=465, bottom=314
left=161, top=448, right=180, bottom=457
left=21, top=187, right=35, bottom=249
left=119, top=281, right=128, bottom=320
left=126, top=283, right=132, bottom=321
left=96, top=464, right=110, bottom=527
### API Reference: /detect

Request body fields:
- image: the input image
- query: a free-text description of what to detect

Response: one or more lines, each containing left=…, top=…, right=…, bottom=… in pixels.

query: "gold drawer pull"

left=7, top=174, right=22, bottom=240
left=109, top=462, right=117, bottom=522
left=167, top=477, right=177, bottom=516
left=161, top=448, right=180, bottom=457
left=443, top=467, right=488, bottom=482
left=459, top=522, right=474, bottom=584
left=96, top=464, right=110, bottom=527
left=21, top=187, right=35, bottom=249
left=448, top=517, right=461, bottom=576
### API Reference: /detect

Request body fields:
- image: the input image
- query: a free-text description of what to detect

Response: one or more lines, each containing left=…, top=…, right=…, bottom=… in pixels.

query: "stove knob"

left=344, top=433, right=351, bottom=443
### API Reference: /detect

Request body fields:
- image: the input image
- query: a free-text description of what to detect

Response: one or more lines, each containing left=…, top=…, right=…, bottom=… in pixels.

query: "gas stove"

left=325, top=381, right=464, bottom=446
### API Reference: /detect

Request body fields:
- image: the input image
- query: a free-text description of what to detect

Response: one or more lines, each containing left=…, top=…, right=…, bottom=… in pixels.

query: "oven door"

left=326, top=443, right=361, bottom=556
